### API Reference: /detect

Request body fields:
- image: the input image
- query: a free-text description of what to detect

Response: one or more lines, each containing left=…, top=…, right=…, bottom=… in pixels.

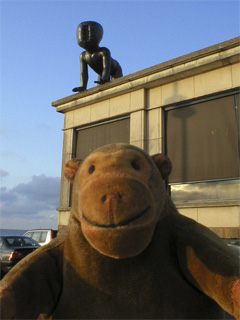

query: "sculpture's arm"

left=176, top=218, right=240, bottom=318
left=72, top=52, right=88, bottom=92
left=101, top=47, right=111, bottom=82
left=80, top=52, right=88, bottom=89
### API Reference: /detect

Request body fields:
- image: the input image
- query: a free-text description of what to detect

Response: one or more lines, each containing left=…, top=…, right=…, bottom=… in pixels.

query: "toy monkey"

left=72, top=21, right=123, bottom=92
left=0, top=143, right=239, bottom=319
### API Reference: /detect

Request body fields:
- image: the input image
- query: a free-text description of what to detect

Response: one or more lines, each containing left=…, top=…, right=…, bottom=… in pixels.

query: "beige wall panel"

left=59, top=178, right=70, bottom=209
left=65, top=107, right=91, bottom=129
left=178, top=208, right=198, bottom=221
left=148, top=139, right=158, bottom=155
left=109, top=89, right=145, bottom=117
left=198, top=206, right=240, bottom=228
left=162, top=77, right=194, bottom=106
left=73, top=106, right=91, bottom=127
left=59, top=129, right=74, bottom=208
left=131, top=140, right=146, bottom=150
left=109, top=93, right=131, bottom=116
left=130, top=89, right=145, bottom=110
left=62, top=128, right=74, bottom=154
left=194, top=66, right=232, bottom=97
left=147, top=108, right=165, bottom=154
left=130, top=110, right=146, bottom=149
left=90, top=100, right=110, bottom=122
left=148, top=138, right=165, bottom=155
left=58, top=211, right=71, bottom=226
left=148, top=87, right=162, bottom=109
left=64, top=111, right=74, bottom=129
left=148, top=108, right=163, bottom=139
left=232, top=63, right=240, bottom=87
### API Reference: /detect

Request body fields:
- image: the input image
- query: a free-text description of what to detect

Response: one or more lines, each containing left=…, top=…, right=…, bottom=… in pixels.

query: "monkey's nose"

left=101, top=193, right=122, bottom=203
left=102, top=193, right=122, bottom=223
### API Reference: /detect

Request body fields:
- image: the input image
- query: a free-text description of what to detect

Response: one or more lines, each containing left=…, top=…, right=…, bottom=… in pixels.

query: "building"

left=52, top=37, right=240, bottom=238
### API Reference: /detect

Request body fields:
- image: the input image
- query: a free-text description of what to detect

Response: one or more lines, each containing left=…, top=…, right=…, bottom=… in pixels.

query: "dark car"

left=0, top=236, right=40, bottom=278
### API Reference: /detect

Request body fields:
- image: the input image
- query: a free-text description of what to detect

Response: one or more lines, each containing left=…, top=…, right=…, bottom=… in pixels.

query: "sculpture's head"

left=64, top=143, right=172, bottom=259
left=77, top=21, right=103, bottom=52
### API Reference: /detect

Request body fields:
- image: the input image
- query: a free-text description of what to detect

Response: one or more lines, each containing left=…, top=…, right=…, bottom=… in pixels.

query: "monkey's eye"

left=88, top=165, right=95, bottom=174
left=131, top=161, right=140, bottom=171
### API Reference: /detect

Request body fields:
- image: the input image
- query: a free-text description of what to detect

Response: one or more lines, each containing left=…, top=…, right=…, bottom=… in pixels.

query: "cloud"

left=0, top=151, right=26, bottom=160
left=0, top=126, right=11, bottom=137
left=0, top=174, right=60, bottom=218
left=35, top=122, right=51, bottom=131
left=0, top=170, right=9, bottom=178
left=49, top=213, right=57, bottom=219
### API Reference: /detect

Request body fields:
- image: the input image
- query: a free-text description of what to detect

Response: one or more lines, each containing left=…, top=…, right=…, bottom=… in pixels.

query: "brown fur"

left=186, top=246, right=237, bottom=314
left=66, top=144, right=170, bottom=259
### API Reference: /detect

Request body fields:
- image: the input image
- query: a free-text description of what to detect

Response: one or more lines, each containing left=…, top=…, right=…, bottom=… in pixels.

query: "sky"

left=0, top=0, right=239, bottom=230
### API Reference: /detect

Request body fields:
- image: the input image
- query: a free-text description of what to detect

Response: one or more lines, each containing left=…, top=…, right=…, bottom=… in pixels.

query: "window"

left=24, top=232, right=33, bottom=239
left=166, top=92, right=240, bottom=203
left=75, top=117, right=130, bottom=159
left=23, top=238, right=38, bottom=247
left=171, top=179, right=240, bottom=203
left=6, top=237, right=22, bottom=247
left=39, top=232, right=47, bottom=243
left=5, top=238, right=14, bottom=246
left=31, top=232, right=41, bottom=243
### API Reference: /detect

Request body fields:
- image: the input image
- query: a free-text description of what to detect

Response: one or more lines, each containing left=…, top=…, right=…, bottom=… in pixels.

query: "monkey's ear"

left=64, top=159, right=83, bottom=184
left=151, top=154, right=172, bottom=180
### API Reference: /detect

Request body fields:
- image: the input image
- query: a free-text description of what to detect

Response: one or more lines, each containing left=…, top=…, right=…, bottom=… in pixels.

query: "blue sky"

left=0, top=0, right=239, bottom=230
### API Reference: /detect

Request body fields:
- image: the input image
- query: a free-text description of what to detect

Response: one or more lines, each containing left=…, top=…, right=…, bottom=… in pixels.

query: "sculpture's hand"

left=72, top=86, right=86, bottom=92
left=94, top=78, right=109, bottom=85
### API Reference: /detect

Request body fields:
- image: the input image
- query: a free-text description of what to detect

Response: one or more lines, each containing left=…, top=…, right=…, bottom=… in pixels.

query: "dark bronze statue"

left=72, top=21, right=123, bottom=92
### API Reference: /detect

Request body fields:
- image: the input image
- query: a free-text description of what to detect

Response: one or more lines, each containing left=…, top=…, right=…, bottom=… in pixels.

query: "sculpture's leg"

left=111, top=60, right=123, bottom=79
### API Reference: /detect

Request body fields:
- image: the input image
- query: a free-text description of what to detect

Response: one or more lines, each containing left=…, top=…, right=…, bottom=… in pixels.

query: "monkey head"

left=77, top=21, right=103, bottom=52
left=64, top=144, right=172, bottom=259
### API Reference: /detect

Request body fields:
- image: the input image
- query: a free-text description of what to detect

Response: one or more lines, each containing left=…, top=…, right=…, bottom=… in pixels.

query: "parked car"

left=0, top=236, right=40, bottom=278
left=23, top=229, right=58, bottom=246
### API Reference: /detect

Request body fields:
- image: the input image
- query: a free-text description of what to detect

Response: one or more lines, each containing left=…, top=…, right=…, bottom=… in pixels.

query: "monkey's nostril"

left=102, top=195, right=107, bottom=203
left=117, top=193, right=122, bottom=199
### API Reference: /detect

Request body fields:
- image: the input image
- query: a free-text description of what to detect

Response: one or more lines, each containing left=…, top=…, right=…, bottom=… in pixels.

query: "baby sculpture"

left=72, top=21, right=123, bottom=92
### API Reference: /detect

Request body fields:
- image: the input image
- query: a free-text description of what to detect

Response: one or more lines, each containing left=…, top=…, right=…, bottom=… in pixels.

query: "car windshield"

left=4, top=237, right=39, bottom=247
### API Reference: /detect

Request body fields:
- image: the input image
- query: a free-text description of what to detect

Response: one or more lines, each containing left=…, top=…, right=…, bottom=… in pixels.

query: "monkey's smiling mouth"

left=82, top=206, right=151, bottom=229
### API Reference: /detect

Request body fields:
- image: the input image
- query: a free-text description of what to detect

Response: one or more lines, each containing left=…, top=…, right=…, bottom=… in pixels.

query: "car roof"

left=1, top=236, right=27, bottom=238
left=24, top=229, right=55, bottom=232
